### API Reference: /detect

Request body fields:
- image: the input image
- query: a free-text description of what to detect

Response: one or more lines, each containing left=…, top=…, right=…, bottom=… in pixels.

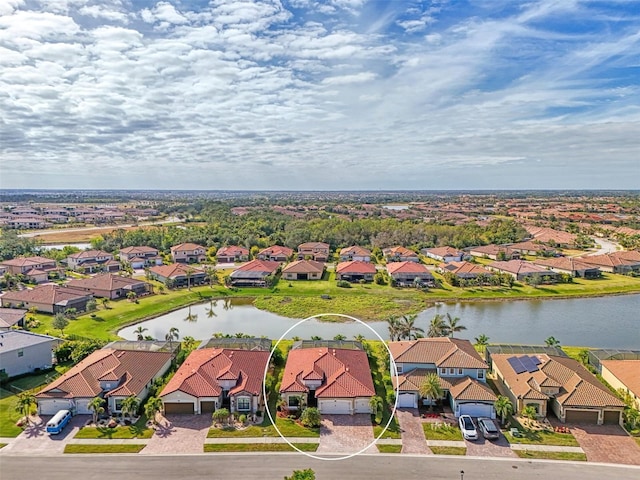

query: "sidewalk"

left=510, top=444, right=584, bottom=453
left=204, top=437, right=319, bottom=444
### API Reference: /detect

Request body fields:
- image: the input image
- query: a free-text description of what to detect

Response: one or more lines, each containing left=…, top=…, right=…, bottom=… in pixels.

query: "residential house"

left=386, top=261, right=435, bottom=287
left=490, top=353, right=625, bottom=424
left=170, top=243, right=207, bottom=264
left=280, top=343, right=375, bottom=415
left=257, top=245, right=293, bottom=263
left=216, top=246, right=250, bottom=263
left=0, top=331, right=59, bottom=377
left=148, top=264, right=206, bottom=288
left=36, top=345, right=172, bottom=416
left=525, top=227, right=577, bottom=247
left=422, top=246, right=464, bottom=263
left=335, top=261, right=376, bottom=283
left=532, top=257, right=601, bottom=279
left=339, top=246, right=372, bottom=263
left=66, top=273, right=150, bottom=300
left=599, top=360, right=640, bottom=410
left=229, top=259, right=280, bottom=287
left=506, top=241, right=556, bottom=257
left=118, top=246, right=163, bottom=269
left=579, top=251, right=640, bottom=274
left=389, top=337, right=496, bottom=418
left=0, top=284, right=93, bottom=314
left=160, top=345, right=270, bottom=415
left=488, top=260, right=560, bottom=283
left=0, top=308, right=27, bottom=330
left=383, top=246, right=419, bottom=263
left=437, top=261, right=492, bottom=280
left=297, top=242, right=330, bottom=262
left=0, top=256, right=63, bottom=283
left=67, top=250, right=120, bottom=273
left=281, top=260, right=325, bottom=281
left=468, top=244, right=520, bottom=261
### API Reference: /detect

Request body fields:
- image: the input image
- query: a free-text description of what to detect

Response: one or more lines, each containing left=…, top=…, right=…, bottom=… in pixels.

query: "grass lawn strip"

left=64, top=444, right=146, bottom=454
left=74, top=416, right=153, bottom=439
left=0, top=443, right=7, bottom=449
left=423, top=423, right=463, bottom=441
left=514, top=450, right=587, bottom=461
left=430, top=446, right=467, bottom=455
left=504, top=430, right=579, bottom=446
left=207, top=418, right=319, bottom=438
left=376, top=444, right=402, bottom=453
left=204, top=443, right=318, bottom=453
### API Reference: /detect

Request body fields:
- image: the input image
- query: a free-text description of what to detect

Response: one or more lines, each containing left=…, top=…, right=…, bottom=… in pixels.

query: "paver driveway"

left=317, top=414, right=377, bottom=455
left=0, top=415, right=87, bottom=456
left=463, top=419, right=516, bottom=458
left=395, top=408, right=431, bottom=454
left=141, top=415, right=211, bottom=455
left=569, top=424, right=640, bottom=465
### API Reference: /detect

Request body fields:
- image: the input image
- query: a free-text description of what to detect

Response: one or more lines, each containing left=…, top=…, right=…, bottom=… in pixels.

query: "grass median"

left=74, top=416, right=153, bottom=439
left=430, top=446, right=467, bottom=455
left=423, top=423, right=463, bottom=441
left=204, top=443, right=318, bottom=453
left=504, top=429, right=579, bottom=446
left=514, top=450, right=587, bottom=461
left=376, top=444, right=402, bottom=453
left=64, top=444, right=146, bottom=454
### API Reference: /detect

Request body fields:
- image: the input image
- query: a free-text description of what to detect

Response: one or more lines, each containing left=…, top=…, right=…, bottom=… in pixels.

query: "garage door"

left=565, top=409, right=599, bottom=424
left=355, top=399, right=371, bottom=413
left=398, top=393, right=417, bottom=408
left=163, top=402, right=195, bottom=414
left=38, top=399, right=72, bottom=416
left=458, top=403, right=493, bottom=418
left=603, top=410, right=621, bottom=425
left=319, top=399, right=351, bottom=414
left=200, top=401, right=216, bottom=414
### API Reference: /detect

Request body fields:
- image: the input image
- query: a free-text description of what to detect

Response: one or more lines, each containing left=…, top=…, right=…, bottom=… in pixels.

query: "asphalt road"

left=2, top=454, right=638, bottom=480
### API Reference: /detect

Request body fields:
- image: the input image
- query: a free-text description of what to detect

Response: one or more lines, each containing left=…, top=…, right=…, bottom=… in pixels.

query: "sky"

left=0, top=0, right=639, bottom=191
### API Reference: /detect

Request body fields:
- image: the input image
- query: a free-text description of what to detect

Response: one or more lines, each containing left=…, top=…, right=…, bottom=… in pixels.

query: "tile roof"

left=0, top=256, right=56, bottom=268
left=339, top=246, right=372, bottom=256
left=170, top=243, right=206, bottom=252
left=216, top=245, right=249, bottom=256
left=160, top=348, right=270, bottom=398
left=67, top=250, right=112, bottom=259
left=525, top=227, right=577, bottom=245
left=149, top=263, right=204, bottom=278
left=532, top=257, right=600, bottom=272
left=438, top=261, right=491, bottom=276
left=258, top=245, right=294, bottom=257
left=600, top=360, right=640, bottom=399
left=489, top=260, right=552, bottom=275
left=448, top=377, right=497, bottom=402
left=67, top=273, right=148, bottom=292
left=298, top=242, right=330, bottom=250
left=389, top=337, right=488, bottom=370
left=423, top=246, right=464, bottom=257
left=231, top=259, right=280, bottom=275
left=386, top=261, right=431, bottom=275
left=0, top=284, right=92, bottom=306
left=37, top=349, right=172, bottom=400
left=383, top=246, right=418, bottom=257
left=282, top=260, right=325, bottom=274
left=579, top=252, right=640, bottom=268
left=280, top=347, right=375, bottom=398
left=119, top=246, right=158, bottom=255
left=0, top=307, right=27, bottom=328
left=335, top=260, right=376, bottom=274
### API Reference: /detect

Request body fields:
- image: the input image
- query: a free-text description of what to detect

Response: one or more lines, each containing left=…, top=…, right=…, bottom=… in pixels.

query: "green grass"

left=74, top=416, right=153, bottom=439
left=203, top=443, right=318, bottom=453
left=0, top=443, right=7, bottom=449
left=376, top=444, right=402, bottom=453
left=423, top=423, right=463, bottom=441
left=430, top=446, right=467, bottom=455
left=505, top=429, right=579, bottom=446
left=368, top=343, right=402, bottom=439
left=561, top=346, right=592, bottom=362
left=514, top=450, right=587, bottom=461
left=207, top=418, right=319, bottom=438
left=64, top=444, right=146, bottom=454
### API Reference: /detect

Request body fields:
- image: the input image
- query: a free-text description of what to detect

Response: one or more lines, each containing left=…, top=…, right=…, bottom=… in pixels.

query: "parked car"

left=458, top=414, right=478, bottom=440
left=477, top=417, right=499, bottom=440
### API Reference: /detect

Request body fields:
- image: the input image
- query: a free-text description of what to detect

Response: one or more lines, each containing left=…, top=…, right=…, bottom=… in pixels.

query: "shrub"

left=336, top=280, right=351, bottom=288
left=238, top=414, right=247, bottom=425
left=300, top=407, right=321, bottom=428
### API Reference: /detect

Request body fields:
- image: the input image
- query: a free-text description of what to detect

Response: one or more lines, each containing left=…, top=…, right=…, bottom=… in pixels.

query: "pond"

left=117, top=294, right=640, bottom=348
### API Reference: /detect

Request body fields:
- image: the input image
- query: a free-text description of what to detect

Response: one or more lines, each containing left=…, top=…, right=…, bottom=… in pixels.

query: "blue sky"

left=1, top=0, right=639, bottom=190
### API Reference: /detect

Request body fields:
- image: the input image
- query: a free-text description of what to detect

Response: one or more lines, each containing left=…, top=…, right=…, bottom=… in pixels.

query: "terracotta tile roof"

left=232, top=259, right=280, bottom=274
left=282, top=260, right=325, bottom=274
left=339, top=246, right=372, bottom=256
left=298, top=242, right=330, bottom=250
left=160, top=348, right=270, bottom=398
left=1, top=284, right=92, bottom=306
left=489, top=260, right=552, bottom=275
left=149, top=263, right=204, bottom=279
left=0, top=256, right=56, bottom=268
left=423, top=246, right=464, bottom=257
left=600, top=360, right=640, bottom=399
left=449, top=377, right=497, bottom=402
left=258, top=245, right=294, bottom=257
left=532, top=257, right=601, bottom=272
left=170, top=243, right=206, bottom=252
left=438, top=261, right=491, bottom=276
left=386, top=261, right=431, bottom=275
left=280, top=348, right=375, bottom=398
left=580, top=253, right=640, bottom=268
left=393, top=368, right=454, bottom=391
left=67, top=250, right=112, bottom=259
left=216, top=246, right=249, bottom=257
left=119, top=246, right=158, bottom=255
left=389, top=337, right=488, bottom=370
left=67, top=273, right=147, bottom=292
left=468, top=244, right=511, bottom=256
left=508, top=241, right=555, bottom=253
left=525, top=226, right=577, bottom=245
left=37, top=349, right=172, bottom=400
left=383, top=246, right=418, bottom=257
left=335, top=261, right=376, bottom=274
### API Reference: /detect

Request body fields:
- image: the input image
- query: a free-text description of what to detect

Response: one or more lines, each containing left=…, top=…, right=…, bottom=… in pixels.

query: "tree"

left=100, top=298, right=110, bottom=309
left=86, top=299, right=97, bottom=312
left=165, top=327, right=180, bottom=351
left=126, top=291, right=138, bottom=302
left=87, top=397, right=105, bottom=425
left=522, top=405, right=538, bottom=423
left=474, top=334, right=490, bottom=353
left=577, top=349, right=590, bottom=366
left=52, top=313, right=69, bottom=335
left=333, top=334, right=347, bottom=341
left=427, top=314, right=447, bottom=337
left=284, top=469, right=315, bottom=480
left=386, top=316, right=401, bottom=341
left=15, top=392, right=36, bottom=425
left=545, top=336, right=561, bottom=348
left=182, top=336, right=197, bottom=353
left=419, top=373, right=443, bottom=412
left=300, top=407, right=321, bottom=428
left=120, top=396, right=140, bottom=422
left=369, top=396, right=383, bottom=424
left=144, top=397, right=164, bottom=426
left=494, top=396, right=514, bottom=426
left=186, top=267, right=194, bottom=290
left=134, top=326, right=148, bottom=341
left=398, top=314, right=424, bottom=340
left=213, top=408, right=230, bottom=426
left=445, top=313, right=466, bottom=338
left=157, top=284, right=165, bottom=295
left=310, top=335, right=322, bottom=341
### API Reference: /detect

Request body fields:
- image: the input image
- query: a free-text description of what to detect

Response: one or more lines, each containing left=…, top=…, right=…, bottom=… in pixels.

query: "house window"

left=115, top=399, right=123, bottom=411
left=439, top=368, right=446, bottom=376
left=17, top=349, right=24, bottom=358
left=457, top=368, right=463, bottom=375
left=396, top=364, right=403, bottom=374
left=236, top=397, right=251, bottom=411
left=449, top=368, right=455, bottom=375
left=477, top=370, right=484, bottom=379
left=288, top=396, right=301, bottom=408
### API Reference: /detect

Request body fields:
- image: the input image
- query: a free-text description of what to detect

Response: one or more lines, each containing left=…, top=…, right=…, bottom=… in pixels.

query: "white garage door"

left=458, top=403, right=494, bottom=418
left=319, top=399, right=351, bottom=414
left=38, top=399, right=74, bottom=416
left=355, top=398, right=371, bottom=413
left=398, top=393, right=417, bottom=408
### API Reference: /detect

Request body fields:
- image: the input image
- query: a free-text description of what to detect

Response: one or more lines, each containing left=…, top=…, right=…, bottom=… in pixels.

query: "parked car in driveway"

left=458, top=414, right=478, bottom=440
left=477, top=417, right=499, bottom=440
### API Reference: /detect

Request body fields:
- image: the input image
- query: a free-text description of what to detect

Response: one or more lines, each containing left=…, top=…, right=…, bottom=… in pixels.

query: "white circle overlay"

left=262, top=313, right=400, bottom=461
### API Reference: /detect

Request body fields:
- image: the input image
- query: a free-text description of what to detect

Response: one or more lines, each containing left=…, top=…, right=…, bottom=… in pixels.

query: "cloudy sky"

left=1, top=0, right=639, bottom=191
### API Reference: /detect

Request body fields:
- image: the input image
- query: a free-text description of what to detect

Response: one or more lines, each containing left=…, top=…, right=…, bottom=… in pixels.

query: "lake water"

left=382, top=205, right=409, bottom=211
left=118, top=294, right=640, bottom=349
left=39, top=243, right=92, bottom=250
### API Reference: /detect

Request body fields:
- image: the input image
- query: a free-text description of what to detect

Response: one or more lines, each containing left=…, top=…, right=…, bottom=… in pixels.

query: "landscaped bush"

left=336, top=280, right=351, bottom=288
left=300, top=407, right=321, bottom=428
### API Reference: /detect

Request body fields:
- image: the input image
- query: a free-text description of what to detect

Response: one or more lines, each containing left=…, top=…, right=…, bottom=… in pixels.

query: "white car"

left=458, top=415, right=478, bottom=440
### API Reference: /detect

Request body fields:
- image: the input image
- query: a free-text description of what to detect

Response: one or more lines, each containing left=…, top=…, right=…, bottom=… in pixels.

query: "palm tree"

left=353, top=334, right=366, bottom=343
left=165, top=327, right=180, bottom=351
left=419, top=373, right=443, bottom=412
left=144, top=396, right=164, bottom=426
left=445, top=313, right=466, bottom=338
left=545, top=336, right=561, bottom=348
left=87, top=397, right=105, bottom=425
left=474, top=334, right=490, bottom=353
left=427, top=314, right=447, bottom=337
left=333, top=334, right=347, bottom=341
left=386, top=316, right=401, bottom=341
left=399, top=314, right=424, bottom=340
left=134, top=326, right=148, bottom=341
left=101, top=297, right=110, bottom=310
left=120, top=396, right=139, bottom=423
left=494, top=395, right=514, bottom=426
left=15, top=392, right=36, bottom=425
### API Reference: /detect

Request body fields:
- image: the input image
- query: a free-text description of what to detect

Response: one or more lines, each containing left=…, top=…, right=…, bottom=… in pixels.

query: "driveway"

left=395, top=408, right=431, bottom=454
left=317, top=414, right=376, bottom=455
left=0, top=415, right=88, bottom=456
left=569, top=424, right=640, bottom=465
left=140, top=415, right=211, bottom=455
left=463, top=419, right=516, bottom=458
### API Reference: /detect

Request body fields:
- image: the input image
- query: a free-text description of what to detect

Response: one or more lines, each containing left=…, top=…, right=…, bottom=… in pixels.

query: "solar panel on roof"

left=530, top=355, right=542, bottom=365
left=521, top=356, right=539, bottom=373
left=507, top=356, right=527, bottom=374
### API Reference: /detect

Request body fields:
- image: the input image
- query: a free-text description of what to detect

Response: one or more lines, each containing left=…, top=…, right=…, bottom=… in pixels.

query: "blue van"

left=46, top=409, right=72, bottom=435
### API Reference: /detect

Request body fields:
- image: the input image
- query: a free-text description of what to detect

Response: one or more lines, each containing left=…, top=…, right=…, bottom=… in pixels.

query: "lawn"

left=203, top=443, right=318, bottom=453
left=514, top=450, right=587, bottom=461
left=0, top=443, right=7, bottom=449
left=74, top=416, right=153, bottom=439
left=423, top=423, right=463, bottom=441
left=64, top=444, right=146, bottom=454
left=430, top=446, right=467, bottom=455
left=207, top=418, right=320, bottom=438
left=376, top=444, right=402, bottom=453
left=505, top=429, right=579, bottom=446
left=368, top=342, right=402, bottom=439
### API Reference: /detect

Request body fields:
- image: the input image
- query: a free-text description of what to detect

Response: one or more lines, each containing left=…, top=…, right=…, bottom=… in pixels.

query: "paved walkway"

left=316, top=414, right=377, bottom=455
left=140, top=415, right=211, bottom=455
left=568, top=424, right=640, bottom=465
left=510, top=444, right=583, bottom=452
left=395, top=408, right=431, bottom=454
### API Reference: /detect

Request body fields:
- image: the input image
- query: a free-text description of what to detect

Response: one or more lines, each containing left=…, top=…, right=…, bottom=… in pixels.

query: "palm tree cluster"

left=387, top=314, right=425, bottom=341
left=427, top=313, right=467, bottom=338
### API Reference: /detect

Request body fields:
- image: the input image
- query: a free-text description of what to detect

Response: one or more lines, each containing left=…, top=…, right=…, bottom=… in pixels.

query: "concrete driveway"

left=317, top=414, right=376, bottom=455
left=395, top=408, right=431, bottom=454
left=0, top=415, right=88, bottom=456
left=569, top=424, right=640, bottom=465
left=140, top=414, right=211, bottom=455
